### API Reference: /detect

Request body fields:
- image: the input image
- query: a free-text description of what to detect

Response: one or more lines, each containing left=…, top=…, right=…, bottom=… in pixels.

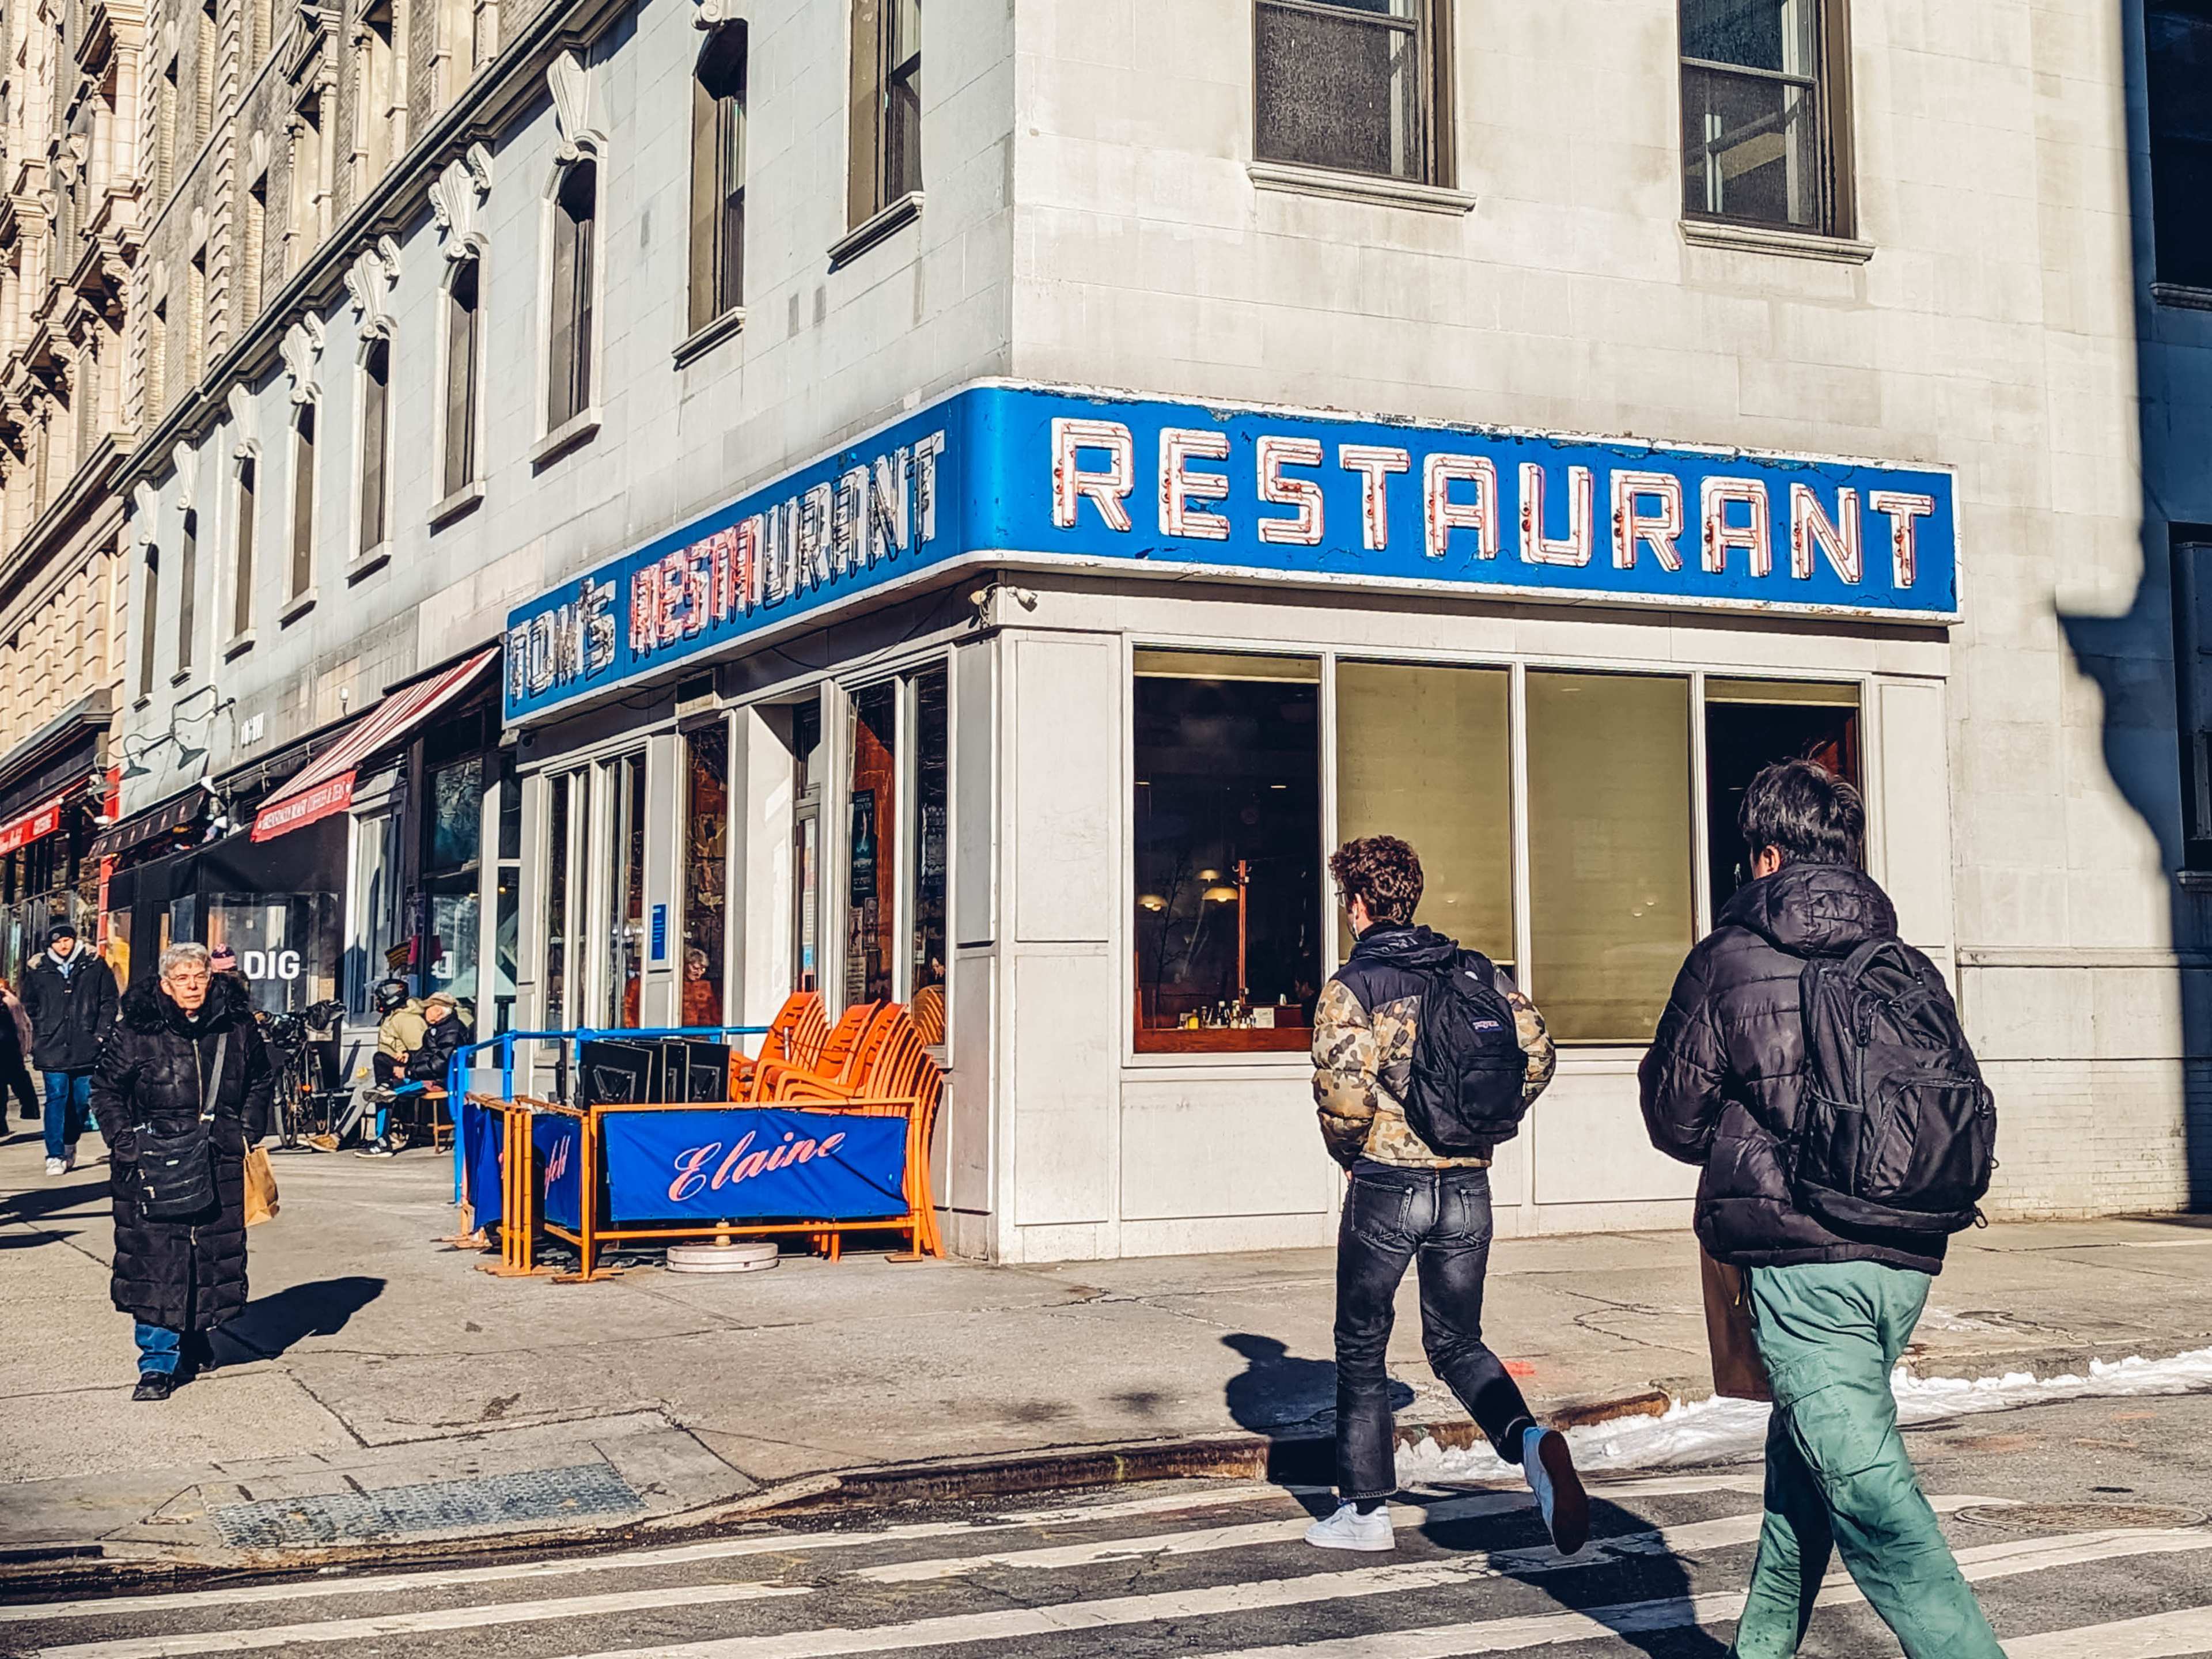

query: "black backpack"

left=1796, top=938, right=1995, bottom=1236
left=1402, top=949, right=1529, bottom=1156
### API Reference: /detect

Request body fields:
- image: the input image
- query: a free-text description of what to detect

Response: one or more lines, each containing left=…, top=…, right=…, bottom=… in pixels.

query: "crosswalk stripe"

left=1, top=1474, right=1766, bottom=1629
left=556, top=1498, right=2015, bottom=1659
left=20, top=1486, right=1805, bottom=1659
left=2002, top=1604, right=2212, bottom=1658
left=1179, top=1529, right=2212, bottom=1658
left=32, top=1583, right=813, bottom=1659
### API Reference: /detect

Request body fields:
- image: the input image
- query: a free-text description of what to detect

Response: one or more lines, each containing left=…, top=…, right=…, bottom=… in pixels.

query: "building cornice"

left=119, top=0, right=630, bottom=499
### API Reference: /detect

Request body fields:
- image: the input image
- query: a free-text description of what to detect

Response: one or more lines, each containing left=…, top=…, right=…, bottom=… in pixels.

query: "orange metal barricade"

left=467, top=1094, right=555, bottom=1278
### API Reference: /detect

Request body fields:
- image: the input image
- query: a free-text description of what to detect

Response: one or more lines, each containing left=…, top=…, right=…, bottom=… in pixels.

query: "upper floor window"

left=547, top=161, right=596, bottom=429
left=847, top=0, right=919, bottom=226
left=2149, top=3, right=2212, bottom=291
left=1680, top=0, right=1853, bottom=236
left=138, top=547, right=160, bottom=699
left=1254, top=0, right=1449, bottom=185
left=442, top=257, right=482, bottom=499
left=689, top=23, right=747, bottom=334
left=232, top=455, right=257, bottom=641
left=288, top=401, right=317, bottom=601
left=176, top=507, right=199, bottom=676
left=357, top=336, right=392, bottom=555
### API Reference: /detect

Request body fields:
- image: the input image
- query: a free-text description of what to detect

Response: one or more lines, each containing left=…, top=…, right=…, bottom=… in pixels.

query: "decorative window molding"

left=429, top=141, right=494, bottom=259
left=169, top=442, right=196, bottom=512
left=547, top=50, right=605, bottom=162
left=128, top=479, right=159, bottom=551
left=228, top=383, right=261, bottom=460
left=344, top=234, right=403, bottom=343
left=281, top=313, right=325, bottom=403
left=692, top=0, right=738, bottom=26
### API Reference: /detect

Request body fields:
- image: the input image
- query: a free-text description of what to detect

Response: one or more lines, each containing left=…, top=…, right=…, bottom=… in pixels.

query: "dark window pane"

left=290, top=403, right=316, bottom=596
left=548, top=163, right=596, bottom=427
left=233, top=460, right=256, bottom=638
left=2150, top=5, right=2212, bottom=289
left=444, top=261, right=479, bottom=495
left=139, top=550, right=159, bottom=696
left=428, top=756, right=483, bottom=870
left=1255, top=0, right=1424, bottom=182
left=910, top=668, right=948, bottom=1008
left=1133, top=652, right=1321, bottom=1050
left=846, top=683, right=897, bottom=1006
left=1681, top=63, right=1820, bottom=228
left=176, top=509, right=197, bottom=672
left=683, top=726, right=728, bottom=1027
left=359, top=338, right=389, bottom=552
left=1681, top=0, right=1816, bottom=73
left=544, top=774, right=569, bottom=1028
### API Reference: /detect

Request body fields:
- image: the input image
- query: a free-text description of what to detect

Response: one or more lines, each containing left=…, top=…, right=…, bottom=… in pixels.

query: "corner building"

left=128, top=0, right=2212, bottom=1257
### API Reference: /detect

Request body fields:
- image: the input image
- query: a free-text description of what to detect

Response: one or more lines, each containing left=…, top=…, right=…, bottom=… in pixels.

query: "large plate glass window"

left=543, top=768, right=589, bottom=1029
left=908, top=666, right=949, bottom=1041
left=604, top=752, right=646, bottom=1027
left=1335, top=660, right=1512, bottom=968
left=205, top=892, right=342, bottom=1014
left=683, top=725, right=729, bottom=1027
left=791, top=700, right=823, bottom=994
left=1526, top=672, right=1695, bottom=1043
left=1703, top=679, right=1861, bottom=906
left=1254, top=0, right=1446, bottom=185
left=2148, top=3, right=2212, bottom=291
left=1133, top=650, right=1321, bottom=1053
left=1680, top=0, right=1851, bottom=235
left=423, top=752, right=483, bottom=1001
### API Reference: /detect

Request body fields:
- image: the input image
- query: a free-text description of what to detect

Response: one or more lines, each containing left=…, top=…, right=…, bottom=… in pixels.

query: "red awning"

left=251, top=648, right=498, bottom=842
left=0, top=787, right=78, bottom=857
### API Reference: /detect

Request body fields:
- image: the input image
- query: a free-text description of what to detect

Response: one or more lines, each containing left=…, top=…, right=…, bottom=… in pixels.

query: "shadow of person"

left=0, top=1176, right=112, bottom=1227
left=214, top=1276, right=386, bottom=1365
left=1418, top=1494, right=1734, bottom=1658
left=1221, top=1332, right=1416, bottom=1506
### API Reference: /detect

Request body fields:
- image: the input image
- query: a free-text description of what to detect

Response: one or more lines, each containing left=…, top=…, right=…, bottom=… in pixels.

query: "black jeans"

left=1334, top=1162, right=1536, bottom=1499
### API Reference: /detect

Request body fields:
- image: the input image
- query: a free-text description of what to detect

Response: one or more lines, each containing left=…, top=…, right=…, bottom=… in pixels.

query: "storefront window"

left=846, top=682, right=897, bottom=1005
left=606, top=752, right=646, bottom=1027
left=792, top=700, right=823, bottom=995
left=429, top=756, right=483, bottom=870
left=426, top=891, right=479, bottom=997
left=1133, top=650, right=1321, bottom=1052
left=491, top=755, right=521, bottom=1033
left=348, top=809, right=403, bottom=1015
left=544, top=771, right=573, bottom=1028
left=910, top=667, right=948, bottom=1033
left=1703, top=679, right=1862, bottom=905
left=205, top=892, right=342, bottom=1014
left=683, top=724, right=728, bottom=1028
left=1335, top=661, right=1513, bottom=967
left=1527, top=671, right=1695, bottom=1043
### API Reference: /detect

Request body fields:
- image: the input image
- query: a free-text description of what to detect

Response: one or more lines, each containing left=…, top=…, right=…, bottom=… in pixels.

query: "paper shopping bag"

left=243, top=1145, right=281, bottom=1227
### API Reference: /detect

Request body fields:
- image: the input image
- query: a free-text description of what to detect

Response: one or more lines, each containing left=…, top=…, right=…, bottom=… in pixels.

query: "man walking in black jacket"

left=22, top=921, right=119, bottom=1176
left=1640, top=761, right=2000, bottom=1659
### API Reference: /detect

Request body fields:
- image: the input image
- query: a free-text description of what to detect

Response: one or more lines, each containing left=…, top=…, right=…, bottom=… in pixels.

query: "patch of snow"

left=1398, top=1345, right=2212, bottom=1486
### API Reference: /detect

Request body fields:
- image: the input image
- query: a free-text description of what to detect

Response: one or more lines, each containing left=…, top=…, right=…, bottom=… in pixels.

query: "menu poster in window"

left=849, top=790, right=876, bottom=906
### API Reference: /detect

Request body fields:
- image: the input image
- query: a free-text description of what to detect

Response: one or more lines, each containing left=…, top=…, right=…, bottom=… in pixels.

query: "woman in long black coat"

left=89, top=943, right=274, bottom=1401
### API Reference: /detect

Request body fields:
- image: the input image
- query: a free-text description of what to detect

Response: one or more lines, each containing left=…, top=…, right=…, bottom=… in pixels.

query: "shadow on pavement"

left=217, top=1275, right=387, bottom=1363
left=0, top=1177, right=111, bottom=1226
left=1221, top=1332, right=1412, bottom=1441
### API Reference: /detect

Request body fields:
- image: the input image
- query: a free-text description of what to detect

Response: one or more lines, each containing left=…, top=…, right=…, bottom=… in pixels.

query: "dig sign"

left=242, top=950, right=302, bottom=981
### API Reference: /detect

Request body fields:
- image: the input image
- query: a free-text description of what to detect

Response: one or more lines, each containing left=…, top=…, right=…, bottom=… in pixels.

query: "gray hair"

left=158, top=942, right=213, bottom=980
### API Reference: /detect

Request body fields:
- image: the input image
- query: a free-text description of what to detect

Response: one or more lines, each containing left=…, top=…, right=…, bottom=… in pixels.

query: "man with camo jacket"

left=1303, top=834, right=1588, bottom=1557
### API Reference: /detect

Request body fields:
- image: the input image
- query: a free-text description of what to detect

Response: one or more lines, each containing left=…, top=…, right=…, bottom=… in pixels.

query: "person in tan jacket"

left=1302, top=834, right=1586, bottom=1558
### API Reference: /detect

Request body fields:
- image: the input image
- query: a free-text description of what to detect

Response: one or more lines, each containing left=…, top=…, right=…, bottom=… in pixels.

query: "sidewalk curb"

left=0, top=1389, right=1677, bottom=1601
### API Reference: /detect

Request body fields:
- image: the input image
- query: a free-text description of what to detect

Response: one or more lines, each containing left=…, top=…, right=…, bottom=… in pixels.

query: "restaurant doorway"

left=1702, top=680, right=1863, bottom=909
left=790, top=700, right=823, bottom=995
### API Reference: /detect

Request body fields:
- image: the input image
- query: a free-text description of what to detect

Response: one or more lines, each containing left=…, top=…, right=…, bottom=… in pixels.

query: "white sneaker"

left=1304, top=1501, right=1395, bottom=1552
left=44, top=1156, right=65, bottom=1177
left=1522, top=1425, right=1590, bottom=1555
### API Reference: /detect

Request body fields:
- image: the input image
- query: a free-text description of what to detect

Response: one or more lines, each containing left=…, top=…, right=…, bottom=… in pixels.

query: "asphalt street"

left=5, top=1391, right=2210, bottom=1659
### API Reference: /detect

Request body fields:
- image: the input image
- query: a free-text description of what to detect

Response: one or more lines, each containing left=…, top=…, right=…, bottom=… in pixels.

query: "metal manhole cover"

left=1956, top=1502, right=2207, bottom=1532
left=210, top=1462, right=643, bottom=1549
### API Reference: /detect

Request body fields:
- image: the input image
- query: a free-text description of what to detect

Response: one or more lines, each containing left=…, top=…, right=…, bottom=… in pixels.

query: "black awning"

left=89, top=788, right=209, bottom=861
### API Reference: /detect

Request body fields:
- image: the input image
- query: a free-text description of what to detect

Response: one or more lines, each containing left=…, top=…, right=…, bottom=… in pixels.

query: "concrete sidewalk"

left=5, top=1125, right=2211, bottom=1582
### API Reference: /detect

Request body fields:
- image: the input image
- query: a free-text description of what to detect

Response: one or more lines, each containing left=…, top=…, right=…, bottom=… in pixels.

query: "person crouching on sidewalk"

left=1305, top=834, right=1588, bottom=1556
left=1639, top=760, right=2002, bottom=1658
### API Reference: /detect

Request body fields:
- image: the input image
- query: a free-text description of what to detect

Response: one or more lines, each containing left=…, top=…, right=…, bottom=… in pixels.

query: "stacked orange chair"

left=726, top=992, right=828, bottom=1099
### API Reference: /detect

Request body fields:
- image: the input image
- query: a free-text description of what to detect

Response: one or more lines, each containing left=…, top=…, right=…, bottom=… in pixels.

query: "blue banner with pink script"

left=600, top=1109, right=909, bottom=1224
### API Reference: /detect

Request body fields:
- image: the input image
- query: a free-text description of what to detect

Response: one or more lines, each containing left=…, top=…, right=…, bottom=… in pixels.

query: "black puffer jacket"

left=405, top=1012, right=475, bottom=1082
left=90, top=975, right=275, bottom=1330
left=22, top=946, right=119, bottom=1071
left=1639, top=861, right=1946, bottom=1276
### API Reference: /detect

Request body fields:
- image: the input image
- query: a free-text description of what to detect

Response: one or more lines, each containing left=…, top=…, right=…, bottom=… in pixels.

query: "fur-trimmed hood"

left=119, top=969, right=256, bottom=1036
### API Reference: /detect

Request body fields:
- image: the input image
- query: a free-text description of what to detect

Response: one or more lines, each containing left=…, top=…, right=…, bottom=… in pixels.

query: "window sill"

left=674, top=308, right=747, bottom=368
left=531, top=407, right=602, bottom=469
left=2152, top=283, right=2212, bottom=313
left=1132, top=1026, right=1311, bottom=1056
left=1679, top=218, right=1875, bottom=264
left=132, top=694, right=154, bottom=713
left=430, top=478, right=485, bottom=528
left=222, top=629, right=255, bottom=661
left=1247, top=161, right=1477, bottom=217
left=169, top=668, right=196, bottom=688
left=280, top=588, right=318, bottom=626
left=828, top=191, right=923, bottom=270
left=347, top=542, right=392, bottom=583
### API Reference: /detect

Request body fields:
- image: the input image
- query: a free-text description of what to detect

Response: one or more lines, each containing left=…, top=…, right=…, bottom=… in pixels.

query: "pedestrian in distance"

left=360, top=976, right=427, bottom=1157
left=22, top=919, right=119, bottom=1175
left=406, top=990, right=474, bottom=1086
left=0, top=982, right=39, bottom=1133
left=1305, top=834, right=1588, bottom=1556
left=89, top=943, right=274, bottom=1403
left=1640, top=758, right=2002, bottom=1659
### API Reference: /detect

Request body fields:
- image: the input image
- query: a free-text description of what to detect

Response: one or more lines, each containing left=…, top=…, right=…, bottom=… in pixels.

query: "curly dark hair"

left=1330, top=835, right=1424, bottom=926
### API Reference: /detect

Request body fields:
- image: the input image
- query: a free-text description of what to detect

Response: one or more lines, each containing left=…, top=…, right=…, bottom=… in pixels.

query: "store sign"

left=503, top=384, right=1961, bottom=721
left=600, top=1108, right=908, bottom=1224
left=252, top=770, right=356, bottom=842
left=0, top=790, right=73, bottom=856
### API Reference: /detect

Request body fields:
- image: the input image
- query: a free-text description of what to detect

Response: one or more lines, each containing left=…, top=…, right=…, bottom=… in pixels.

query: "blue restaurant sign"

left=504, top=382, right=1959, bottom=722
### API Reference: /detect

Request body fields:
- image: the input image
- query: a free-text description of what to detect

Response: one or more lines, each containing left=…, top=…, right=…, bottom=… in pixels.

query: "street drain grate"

left=1956, top=1502, right=2207, bottom=1532
left=210, top=1463, right=644, bottom=1549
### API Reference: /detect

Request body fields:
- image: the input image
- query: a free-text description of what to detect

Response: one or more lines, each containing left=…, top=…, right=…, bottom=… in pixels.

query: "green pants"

left=1732, top=1260, right=2003, bottom=1659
